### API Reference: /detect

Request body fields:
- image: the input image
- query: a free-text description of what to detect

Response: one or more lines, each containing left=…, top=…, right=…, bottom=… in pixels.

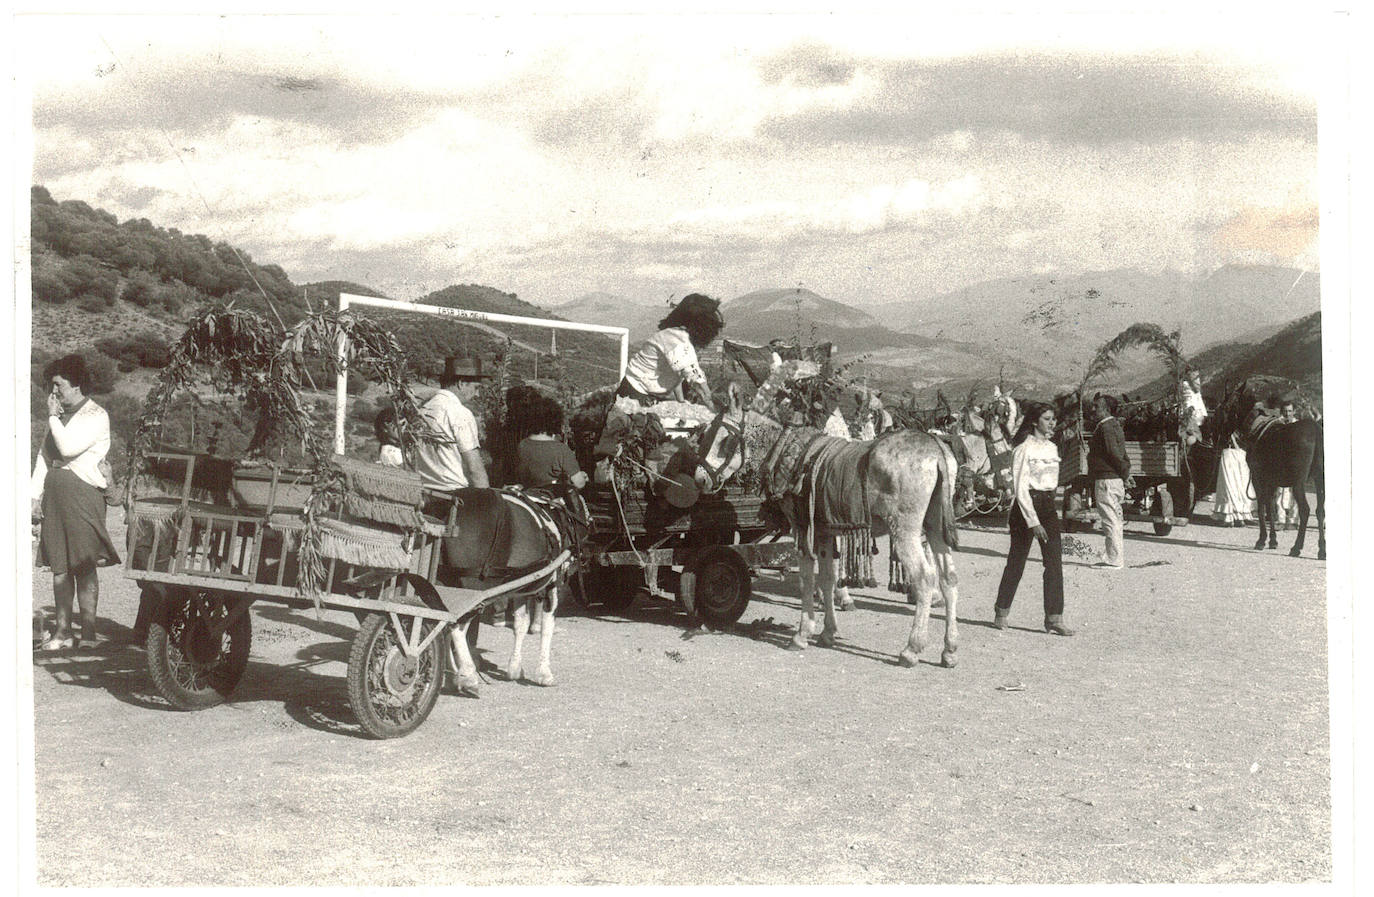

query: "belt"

left=1029, top=488, right=1056, bottom=494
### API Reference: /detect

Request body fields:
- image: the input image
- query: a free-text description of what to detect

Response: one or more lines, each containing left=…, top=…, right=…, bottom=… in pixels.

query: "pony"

left=434, top=486, right=584, bottom=693
left=700, top=356, right=962, bottom=667
left=1243, top=409, right=1325, bottom=559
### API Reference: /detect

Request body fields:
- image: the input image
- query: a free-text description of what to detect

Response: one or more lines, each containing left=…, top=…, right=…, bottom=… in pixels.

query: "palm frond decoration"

left=1078, top=323, right=1187, bottom=396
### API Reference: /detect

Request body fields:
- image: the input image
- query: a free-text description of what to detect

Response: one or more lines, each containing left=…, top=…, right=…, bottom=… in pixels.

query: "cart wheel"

left=146, top=591, right=252, bottom=710
left=347, top=613, right=445, bottom=739
left=683, top=546, right=753, bottom=629
left=1152, top=486, right=1175, bottom=536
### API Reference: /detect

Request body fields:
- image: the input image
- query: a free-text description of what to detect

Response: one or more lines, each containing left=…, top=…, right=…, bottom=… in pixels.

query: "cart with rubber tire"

left=572, top=480, right=796, bottom=629
left=124, top=451, right=565, bottom=739
left=1058, top=439, right=1198, bottom=536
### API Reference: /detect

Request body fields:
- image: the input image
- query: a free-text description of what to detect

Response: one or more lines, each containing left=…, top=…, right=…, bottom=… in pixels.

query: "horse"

left=432, top=486, right=586, bottom=693
left=1244, top=411, right=1325, bottom=559
left=700, top=357, right=962, bottom=667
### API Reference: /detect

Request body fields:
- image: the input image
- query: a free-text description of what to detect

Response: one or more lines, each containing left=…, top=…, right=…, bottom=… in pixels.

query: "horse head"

left=693, top=381, right=747, bottom=494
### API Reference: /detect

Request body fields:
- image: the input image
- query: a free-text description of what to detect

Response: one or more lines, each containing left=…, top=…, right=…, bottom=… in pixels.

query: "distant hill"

left=871, top=265, right=1320, bottom=390
left=721, top=287, right=877, bottom=341
left=552, top=292, right=667, bottom=341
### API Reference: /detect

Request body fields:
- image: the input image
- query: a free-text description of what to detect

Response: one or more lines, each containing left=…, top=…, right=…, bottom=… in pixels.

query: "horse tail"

left=935, top=437, right=959, bottom=551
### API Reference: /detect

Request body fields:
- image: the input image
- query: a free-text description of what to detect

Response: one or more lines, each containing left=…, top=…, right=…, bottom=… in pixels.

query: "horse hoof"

left=786, top=640, right=806, bottom=653
left=817, top=632, right=836, bottom=649
left=522, top=671, right=556, bottom=687
left=456, top=675, right=481, bottom=698
left=1318, top=551, right=1327, bottom=561
left=941, top=650, right=958, bottom=669
left=1289, top=547, right=1302, bottom=558
left=898, top=649, right=918, bottom=668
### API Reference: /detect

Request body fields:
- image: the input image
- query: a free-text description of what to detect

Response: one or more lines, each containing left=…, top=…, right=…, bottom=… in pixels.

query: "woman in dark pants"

left=994, top=402, right=1074, bottom=636
left=31, top=354, right=121, bottom=650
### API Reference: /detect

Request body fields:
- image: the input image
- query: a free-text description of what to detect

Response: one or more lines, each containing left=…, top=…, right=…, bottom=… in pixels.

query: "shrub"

left=31, top=266, right=72, bottom=304
left=83, top=353, right=120, bottom=394
left=96, top=331, right=171, bottom=370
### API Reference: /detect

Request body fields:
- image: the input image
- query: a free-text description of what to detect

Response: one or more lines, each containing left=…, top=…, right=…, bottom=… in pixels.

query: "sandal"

left=38, top=634, right=74, bottom=651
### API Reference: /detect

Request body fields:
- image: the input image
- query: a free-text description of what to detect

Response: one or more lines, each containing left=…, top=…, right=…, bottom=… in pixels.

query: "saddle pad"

left=804, top=436, right=873, bottom=530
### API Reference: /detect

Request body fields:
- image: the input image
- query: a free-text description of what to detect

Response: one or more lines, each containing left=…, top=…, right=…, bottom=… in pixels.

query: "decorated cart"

left=1057, top=324, right=1205, bottom=536
left=122, top=306, right=567, bottom=738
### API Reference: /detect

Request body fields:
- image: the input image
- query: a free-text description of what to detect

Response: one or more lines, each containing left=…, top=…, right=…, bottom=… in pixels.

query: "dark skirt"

left=39, top=467, right=120, bottom=576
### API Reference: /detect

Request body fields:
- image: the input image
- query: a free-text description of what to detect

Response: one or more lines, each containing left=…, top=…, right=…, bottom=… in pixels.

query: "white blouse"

left=622, top=327, right=707, bottom=399
left=32, top=399, right=111, bottom=499
left=1011, top=434, right=1060, bottom=527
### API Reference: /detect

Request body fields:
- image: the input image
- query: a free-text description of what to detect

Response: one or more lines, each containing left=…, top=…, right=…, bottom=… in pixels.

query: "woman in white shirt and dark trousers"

left=31, top=354, right=120, bottom=651
left=994, top=402, right=1074, bottom=636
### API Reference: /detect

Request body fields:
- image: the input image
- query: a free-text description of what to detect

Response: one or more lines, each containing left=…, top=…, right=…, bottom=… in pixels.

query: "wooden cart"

left=1058, top=439, right=1197, bottom=536
left=125, top=451, right=567, bottom=739
left=573, top=479, right=796, bottom=629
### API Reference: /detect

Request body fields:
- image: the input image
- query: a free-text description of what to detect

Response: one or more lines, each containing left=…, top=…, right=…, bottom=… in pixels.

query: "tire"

left=347, top=613, right=445, bottom=739
left=682, top=546, right=752, bottom=629
left=1151, top=486, right=1176, bottom=536
left=146, top=591, right=252, bottom=710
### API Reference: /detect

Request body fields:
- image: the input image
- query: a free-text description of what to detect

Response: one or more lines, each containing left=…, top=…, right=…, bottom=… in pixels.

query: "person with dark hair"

left=373, top=406, right=404, bottom=467
left=413, top=355, right=490, bottom=492
left=994, top=402, right=1074, bottom=636
left=514, top=395, right=587, bottom=491
left=1088, top=392, right=1131, bottom=569
left=615, top=293, right=724, bottom=413
left=31, top=353, right=120, bottom=650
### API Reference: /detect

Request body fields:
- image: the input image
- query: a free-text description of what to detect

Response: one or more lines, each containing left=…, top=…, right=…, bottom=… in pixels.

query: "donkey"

left=1245, top=413, right=1325, bottom=559
left=701, top=357, right=962, bottom=667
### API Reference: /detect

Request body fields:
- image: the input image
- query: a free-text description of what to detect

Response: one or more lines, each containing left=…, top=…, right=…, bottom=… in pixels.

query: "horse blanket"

left=760, top=427, right=880, bottom=556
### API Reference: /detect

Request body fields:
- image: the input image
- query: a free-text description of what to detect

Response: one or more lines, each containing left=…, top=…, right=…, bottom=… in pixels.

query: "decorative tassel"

left=889, top=551, right=909, bottom=593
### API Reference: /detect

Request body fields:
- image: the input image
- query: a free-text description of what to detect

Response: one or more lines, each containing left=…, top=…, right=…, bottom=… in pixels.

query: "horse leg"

left=1317, top=478, right=1326, bottom=561
left=892, top=525, right=934, bottom=668
left=525, top=586, right=558, bottom=686
left=1289, top=487, right=1310, bottom=557
left=1253, top=486, right=1271, bottom=550
left=1266, top=490, right=1280, bottom=549
left=928, top=535, right=961, bottom=669
left=508, top=599, right=531, bottom=681
left=450, top=624, right=481, bottom=697
left=790, top=553, right=818, bottom=651
left=816, top=539, right=839, bottom=648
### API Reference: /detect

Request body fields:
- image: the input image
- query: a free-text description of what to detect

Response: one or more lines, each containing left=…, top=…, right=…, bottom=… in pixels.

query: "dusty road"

left=28, top=503, right=1330, bottom=885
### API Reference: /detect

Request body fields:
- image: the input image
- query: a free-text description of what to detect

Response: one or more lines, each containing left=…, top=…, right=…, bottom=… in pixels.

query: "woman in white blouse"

left=993, top=402, right=1074, bottom=636
left=31, top=354, right=120, bottom=650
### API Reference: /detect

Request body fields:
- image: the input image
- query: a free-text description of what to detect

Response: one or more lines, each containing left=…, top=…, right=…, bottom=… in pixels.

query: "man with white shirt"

left=413, top=355, right=491, bottom=494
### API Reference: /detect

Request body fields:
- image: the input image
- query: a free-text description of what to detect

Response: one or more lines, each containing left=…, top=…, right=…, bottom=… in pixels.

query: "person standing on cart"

left=414, top=356, right=491, bottom=512
left=1088, top=393, right=1131, bottom=570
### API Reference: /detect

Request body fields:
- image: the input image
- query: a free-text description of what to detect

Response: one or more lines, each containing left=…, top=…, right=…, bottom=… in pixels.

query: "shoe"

left=993, top=610, right=1010, bottom=630
left=38, top=634, right=74, bottom=651
left=1044, top=616, right=1076, bottom=637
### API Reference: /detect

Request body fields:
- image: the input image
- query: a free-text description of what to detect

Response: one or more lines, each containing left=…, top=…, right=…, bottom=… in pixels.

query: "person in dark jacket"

left=1087, top=393, right=1132, bottom=569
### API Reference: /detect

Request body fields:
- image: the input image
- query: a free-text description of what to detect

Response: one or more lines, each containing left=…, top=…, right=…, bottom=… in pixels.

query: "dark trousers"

left=995, top=490, right=1064, bottom=617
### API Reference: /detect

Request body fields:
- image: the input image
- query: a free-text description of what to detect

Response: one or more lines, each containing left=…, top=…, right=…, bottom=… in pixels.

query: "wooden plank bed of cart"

left=125, top=451, right=568, bottom=739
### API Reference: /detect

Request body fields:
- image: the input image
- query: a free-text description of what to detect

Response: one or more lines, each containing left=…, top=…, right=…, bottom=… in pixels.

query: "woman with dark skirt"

left=31, top=354, right=120, bottom=651
left=993, top=401, right=1074, bottom=636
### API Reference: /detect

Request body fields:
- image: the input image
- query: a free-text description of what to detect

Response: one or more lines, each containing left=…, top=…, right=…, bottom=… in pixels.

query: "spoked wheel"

left=146, top=590, right=252, bottom=710
left=347, top=613, right=445, bottom=739
left=681, top=546, right=753, bottom=629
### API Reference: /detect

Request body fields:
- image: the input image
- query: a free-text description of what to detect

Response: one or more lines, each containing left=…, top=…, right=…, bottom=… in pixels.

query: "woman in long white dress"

left=1213, top=434, right=1255, bottom=526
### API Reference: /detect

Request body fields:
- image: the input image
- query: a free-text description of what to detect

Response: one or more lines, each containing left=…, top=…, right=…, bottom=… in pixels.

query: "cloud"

left=756, top=49, right=1317, bottom=145
left=1211, top=204, right=1319, bottom=263
left=668, top=175, right=985, bottom=237
left=32, top=63, right=453, bottom=145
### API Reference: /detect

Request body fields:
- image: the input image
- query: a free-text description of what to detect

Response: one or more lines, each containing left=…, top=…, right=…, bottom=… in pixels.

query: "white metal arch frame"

left=334, top=292, right=630, bottom=455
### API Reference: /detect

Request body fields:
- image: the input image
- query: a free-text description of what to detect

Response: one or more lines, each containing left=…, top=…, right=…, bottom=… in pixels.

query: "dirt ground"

left=27, top=500, right=1330, bottom=886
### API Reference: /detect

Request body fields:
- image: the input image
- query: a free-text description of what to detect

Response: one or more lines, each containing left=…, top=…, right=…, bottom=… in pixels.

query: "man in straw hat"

left=414, top=355, right=492, bottom=493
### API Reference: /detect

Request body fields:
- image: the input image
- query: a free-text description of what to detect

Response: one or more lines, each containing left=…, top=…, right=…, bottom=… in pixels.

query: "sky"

left=18, top=8, right=1330, bottom=310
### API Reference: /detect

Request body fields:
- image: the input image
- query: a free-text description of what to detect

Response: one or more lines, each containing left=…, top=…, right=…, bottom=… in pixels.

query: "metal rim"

left=166, top=598, right=234, bottom=693
left=363, top=623, right=438, bottom=728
